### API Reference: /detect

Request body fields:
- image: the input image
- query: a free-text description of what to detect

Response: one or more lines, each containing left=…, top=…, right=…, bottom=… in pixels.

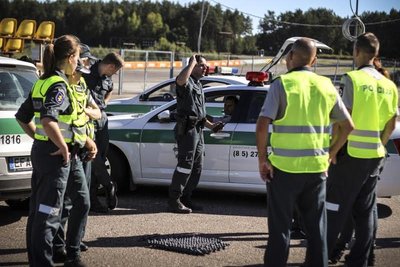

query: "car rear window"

left=0, top=68, right=38, bottom=111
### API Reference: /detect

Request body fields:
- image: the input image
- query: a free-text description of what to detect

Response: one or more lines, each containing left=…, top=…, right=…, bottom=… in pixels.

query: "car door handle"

left=210, top=132, right=231, bottom=139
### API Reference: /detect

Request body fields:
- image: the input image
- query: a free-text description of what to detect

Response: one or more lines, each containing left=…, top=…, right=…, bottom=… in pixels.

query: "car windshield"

left=0, top=68, right=37, bottom=111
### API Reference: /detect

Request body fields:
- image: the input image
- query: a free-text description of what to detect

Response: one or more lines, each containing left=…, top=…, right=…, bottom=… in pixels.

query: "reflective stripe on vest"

left=31, top=75, right=77, bottom=143
left=346, top=70, right=398, bottom=158
left=269, top=71, right=337, bottom=173
left=71, top=77, right=90, bottom=147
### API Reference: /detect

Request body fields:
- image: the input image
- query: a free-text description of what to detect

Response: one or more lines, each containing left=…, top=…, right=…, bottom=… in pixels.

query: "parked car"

left=107, top=72, right=400, bottom=197
left=106, top=36, right=334, bottom=116
left=0, top=56, right=38, bottom=208
left=105, top=74, right=248, bottom=115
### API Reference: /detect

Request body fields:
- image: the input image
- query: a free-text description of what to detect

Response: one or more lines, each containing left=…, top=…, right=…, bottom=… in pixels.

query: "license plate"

left=8, top=156, right=32, bottom=172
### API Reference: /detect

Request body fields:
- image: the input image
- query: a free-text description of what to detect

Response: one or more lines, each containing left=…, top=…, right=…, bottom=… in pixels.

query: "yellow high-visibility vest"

left=32, top=75, right=78, bottom=143
left=347, top=70, right=398, bottom=158
left=269, top=71, right=337, bottom=173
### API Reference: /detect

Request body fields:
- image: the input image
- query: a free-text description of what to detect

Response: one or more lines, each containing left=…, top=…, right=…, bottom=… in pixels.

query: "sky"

left=169, top=0, right=400, bottom=33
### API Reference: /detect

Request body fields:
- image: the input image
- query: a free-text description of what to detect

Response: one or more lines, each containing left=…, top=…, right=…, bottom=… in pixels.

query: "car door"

left=140, top=103, right=178, bottom=180
left=229, top=91, right=268, bottom=185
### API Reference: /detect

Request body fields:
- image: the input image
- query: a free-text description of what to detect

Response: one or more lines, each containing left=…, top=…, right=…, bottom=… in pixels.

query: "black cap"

left=76, top=59, right=90, bottom=74
left=80, top=43, right=96, bottom=60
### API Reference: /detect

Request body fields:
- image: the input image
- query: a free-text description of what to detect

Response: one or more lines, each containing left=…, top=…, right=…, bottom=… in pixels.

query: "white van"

left=0, top=56, right=38, bottom=208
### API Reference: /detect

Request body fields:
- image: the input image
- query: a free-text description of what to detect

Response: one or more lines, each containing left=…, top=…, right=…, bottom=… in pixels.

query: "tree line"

left=1, top=0, right=399, bottom=59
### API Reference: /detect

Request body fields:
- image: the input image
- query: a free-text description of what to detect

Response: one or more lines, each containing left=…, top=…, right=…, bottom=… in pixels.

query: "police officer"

left=52, top=58, right=100, bottom=262
left=256, top=38, right=354, bottom=267
left=326, top=32, right=398, bottom=267
left=16, top=35, right=90, bottom=267
left=168, top=54, right=218, bottom=214
left=82, top=52, right=124, bottom=212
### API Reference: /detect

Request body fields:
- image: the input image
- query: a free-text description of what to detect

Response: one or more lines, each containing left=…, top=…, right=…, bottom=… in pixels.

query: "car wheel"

left=5, top=198, right=30, bottom=210
left=107, top=146, right=130, bottom=192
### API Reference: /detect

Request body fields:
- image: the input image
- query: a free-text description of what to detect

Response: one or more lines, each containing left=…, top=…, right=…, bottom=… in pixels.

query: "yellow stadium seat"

left=0, top=37, right=4, bottom=50
left=33, top=21, right=55, bottom=43
left=3, top=38, right=25, bottom=54
left=15, top=19, right=37, bottom=39
left=0, top=18, right=18, bottom=37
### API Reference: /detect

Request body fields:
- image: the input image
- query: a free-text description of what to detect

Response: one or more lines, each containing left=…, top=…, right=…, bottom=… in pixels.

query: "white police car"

left=106, top=74, right=248, bottom=115
left=107, top=72, right=400, bottom=197
left=106, top=36, right=333, bottom=116
left=0, top=56, right=38, bottom=208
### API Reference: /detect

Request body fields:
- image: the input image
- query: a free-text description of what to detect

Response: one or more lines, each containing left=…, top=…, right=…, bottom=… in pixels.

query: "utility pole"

left=197, top=0, right=206, bottom=53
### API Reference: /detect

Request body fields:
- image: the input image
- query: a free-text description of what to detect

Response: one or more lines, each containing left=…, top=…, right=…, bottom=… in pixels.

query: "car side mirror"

left=157, top=110, right=171, bottom=123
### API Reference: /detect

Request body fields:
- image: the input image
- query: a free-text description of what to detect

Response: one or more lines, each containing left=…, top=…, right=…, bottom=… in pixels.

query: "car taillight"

left=245, top=71, right=268, bottom=83
left=393, top=138, right=400, bottom=155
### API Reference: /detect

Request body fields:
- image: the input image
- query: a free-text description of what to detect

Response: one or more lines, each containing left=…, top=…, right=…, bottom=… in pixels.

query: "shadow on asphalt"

left=0, top=205, right=27, bottom=227
left=89, top=185, right=268, bottom=218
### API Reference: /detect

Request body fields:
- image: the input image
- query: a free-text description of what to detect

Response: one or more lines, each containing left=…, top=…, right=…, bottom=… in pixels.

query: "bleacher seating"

left=0, top=18, right=55, bottom=56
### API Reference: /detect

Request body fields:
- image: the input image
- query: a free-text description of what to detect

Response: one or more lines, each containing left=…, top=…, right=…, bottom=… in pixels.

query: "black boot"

left=53, top=247, right=67, bottom=263
left=168, top=199, right=192, bottom=214
left=368, top=245, right=376, bottom=266
left=80, top=241, right=89, bottom=252
left=181, top=197, right=203, bottom=211
left=106, top=182, right=117, bottom=210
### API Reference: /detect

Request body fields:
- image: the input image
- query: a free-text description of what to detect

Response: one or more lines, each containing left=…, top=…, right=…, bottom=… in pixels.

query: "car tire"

left=5, top=198, right=30, bottom=210
left=107, top=146, right=130, bottom=193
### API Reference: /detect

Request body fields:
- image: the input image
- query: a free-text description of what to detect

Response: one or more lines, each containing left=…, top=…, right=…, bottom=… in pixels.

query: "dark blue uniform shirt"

left=82, top=60, right=113, bottom=110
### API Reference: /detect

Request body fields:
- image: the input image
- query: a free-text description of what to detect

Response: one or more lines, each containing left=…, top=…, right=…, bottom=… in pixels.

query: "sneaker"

left=53, top=247, right=67, bottom=263
left=80, top=242, right=89, bottom=252
left=64, top=257, right=87, bottom=267
left=181, top=198, right=203, bottom=211
left=168, top=199, right=192, bottom=214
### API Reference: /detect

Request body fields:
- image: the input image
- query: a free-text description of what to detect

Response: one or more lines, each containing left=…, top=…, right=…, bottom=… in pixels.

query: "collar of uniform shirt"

left=287, top=66, right=312, bottom=73
left=357, top=64, right=374, bottom=70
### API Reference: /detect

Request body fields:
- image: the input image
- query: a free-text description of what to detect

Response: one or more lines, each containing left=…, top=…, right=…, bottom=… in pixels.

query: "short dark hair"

left=102, top=52, right=124, bottom=69
left=224, top=95, right=239, bottom=104
left=356, top=32, right=380, bottom=57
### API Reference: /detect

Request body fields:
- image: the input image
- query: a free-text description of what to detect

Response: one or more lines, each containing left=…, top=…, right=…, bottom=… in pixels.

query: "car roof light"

left=215, top=66, right=239, bottom=75
left=246, top=71, right=268, bottom=83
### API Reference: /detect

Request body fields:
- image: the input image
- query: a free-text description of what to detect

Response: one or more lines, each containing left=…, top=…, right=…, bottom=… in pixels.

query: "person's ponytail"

left=41, top=43, right=56, bottom=79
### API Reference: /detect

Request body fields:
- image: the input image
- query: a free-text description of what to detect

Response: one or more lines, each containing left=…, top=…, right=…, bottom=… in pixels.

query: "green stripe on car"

left=0, top=118, right=26, bottom=134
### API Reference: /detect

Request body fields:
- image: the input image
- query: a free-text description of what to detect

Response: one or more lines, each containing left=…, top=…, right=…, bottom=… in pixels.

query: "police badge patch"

left=55, top=91, right=65, bottom=104
left=44, top=89, right=66, bottom=108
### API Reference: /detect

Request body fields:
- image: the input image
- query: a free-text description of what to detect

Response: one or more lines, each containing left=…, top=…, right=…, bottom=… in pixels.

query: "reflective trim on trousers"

left=326, top=201, right=339, bottom=211
left=273, top=125, right=330, bottom=134
left=176, top=166, right=192, bottom=174
left=272, top=147, right=329, bottom=157
left=348, top=140, right=381, bottom=150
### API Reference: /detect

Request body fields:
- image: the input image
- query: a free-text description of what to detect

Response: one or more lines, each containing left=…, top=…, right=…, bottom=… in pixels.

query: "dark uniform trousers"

left=53, top=154, right=90, bottom=260
left=27, top=141, right=70, bottom=267
left=169, top=125, right=204, bottom=201
left=265, top=168, right=328, bottom=267
left=91, top=119, right=113, bottom=203
left=326, top=150, right=383, bottom=267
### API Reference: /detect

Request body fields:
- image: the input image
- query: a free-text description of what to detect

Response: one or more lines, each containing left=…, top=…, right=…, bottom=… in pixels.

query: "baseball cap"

left=80, top=43, right=96, bottom=60
left=76, top=59, right=91, bottom=74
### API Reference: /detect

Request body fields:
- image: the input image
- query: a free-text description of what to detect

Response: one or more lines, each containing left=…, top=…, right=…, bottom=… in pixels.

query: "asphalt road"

left=1, top=186, right=400, bottom=267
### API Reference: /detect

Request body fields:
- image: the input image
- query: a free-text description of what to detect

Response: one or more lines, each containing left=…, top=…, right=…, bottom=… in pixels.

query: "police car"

left=106, top=36, right=333, bottom=116
left=0, top=56, right=38, bottom=207
left=105, top=74, right=248, bottom=115
left=107, top=71, right=400, bottom=197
